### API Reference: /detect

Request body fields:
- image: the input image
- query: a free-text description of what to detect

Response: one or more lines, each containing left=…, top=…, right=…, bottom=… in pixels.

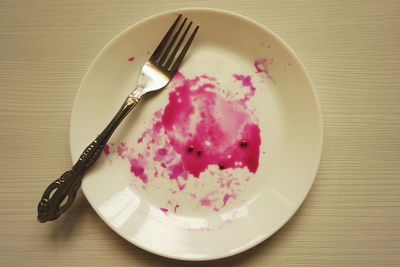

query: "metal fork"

left=37, top=14, right=199, bottom=223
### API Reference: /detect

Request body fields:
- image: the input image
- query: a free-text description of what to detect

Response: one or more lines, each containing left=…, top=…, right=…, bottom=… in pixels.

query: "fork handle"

left=37, top=92, right=141, bottom=223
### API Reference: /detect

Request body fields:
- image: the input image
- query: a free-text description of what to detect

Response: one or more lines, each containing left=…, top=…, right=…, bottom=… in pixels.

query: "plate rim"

left=69, top=7, right=323, bottom=261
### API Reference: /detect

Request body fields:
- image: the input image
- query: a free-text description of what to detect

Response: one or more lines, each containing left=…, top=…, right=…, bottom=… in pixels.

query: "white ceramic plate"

left=70, top=8, right=322, bottom=261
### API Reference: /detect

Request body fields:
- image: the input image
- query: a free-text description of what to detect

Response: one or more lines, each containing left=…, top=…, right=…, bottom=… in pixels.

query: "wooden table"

left=1, top=1, right=399, bottom=266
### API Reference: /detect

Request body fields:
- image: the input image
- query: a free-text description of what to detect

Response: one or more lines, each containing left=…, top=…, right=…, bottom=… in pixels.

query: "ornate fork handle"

left=37, top=14, right=199, bottom=223
left=37, top=92, right=140, bottom=223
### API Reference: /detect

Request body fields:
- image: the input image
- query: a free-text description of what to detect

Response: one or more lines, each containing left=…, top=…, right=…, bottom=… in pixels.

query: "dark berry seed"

left=240, top=140, right=248, bottom=147
left=197, top=150, right=202, bottom=156
left=187, top=145, right=194, bottom=153
left=219, top=164, right=225, bottom=170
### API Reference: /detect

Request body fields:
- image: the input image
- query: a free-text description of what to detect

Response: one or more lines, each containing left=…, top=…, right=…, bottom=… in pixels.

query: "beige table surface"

left=1, top=1, right=400, bottom=266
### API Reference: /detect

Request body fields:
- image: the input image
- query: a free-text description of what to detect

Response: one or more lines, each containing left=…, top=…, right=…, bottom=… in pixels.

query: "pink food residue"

left=129, top=157, right=148, bottom=184
left=174, top=204, right=180, bottom=213
left=160, top=208, right=168, bottom=215
left=222, top=193, right=236, bottom=207
left=255, top=58, right=269, bottom=73
left=117, top=142, right=128, bottom=159
left=128, top=56, right=135, bottom=62
left=200, top=198, right=213, bottom=207
left=233, top=74, right=256, bottom=102
left=110, top=71, right=262, bottom=212
left=160, top=72, right=261, bottom=178
left=103, top=144, right=110, bottom=155
left=254, top=58, right=275, bottom=83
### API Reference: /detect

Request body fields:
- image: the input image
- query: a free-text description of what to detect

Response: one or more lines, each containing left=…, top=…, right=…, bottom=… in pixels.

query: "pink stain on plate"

left=160, top=73, right=261, bottom=178
left=103, top=144, right=110, bottom=155
left=255, top=58, right=270, bottom=74
left=117, top=142, right=128, bottom=159
left=222, top=193, right=236, bottom=207
left=160, top=208, right=168, bottom=215
left=254, top=58, right=275, bottom=83
left=233, top=74, right=256, bottom=102
left=128, top=56, right=135, bottom=61
left=112, top=71, right=262, bottom=212
left=174, top=204, right=180, bottom=213
left=200, top=198, right=213, bottom=207
left=129, top=157, right=148, bottom=184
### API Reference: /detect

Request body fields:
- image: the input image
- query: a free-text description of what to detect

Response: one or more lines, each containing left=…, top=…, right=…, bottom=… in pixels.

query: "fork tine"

left=158, top=18, right=188, bottom=66
left=150, top=14, right=182, bottom=62
left=164, top=21, right=192, bottom=69
left=170, top=25, right=199, bottom=75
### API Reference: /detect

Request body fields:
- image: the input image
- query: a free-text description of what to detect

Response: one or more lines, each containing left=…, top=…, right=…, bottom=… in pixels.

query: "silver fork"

left=37, top=14, right=199, bottom=223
